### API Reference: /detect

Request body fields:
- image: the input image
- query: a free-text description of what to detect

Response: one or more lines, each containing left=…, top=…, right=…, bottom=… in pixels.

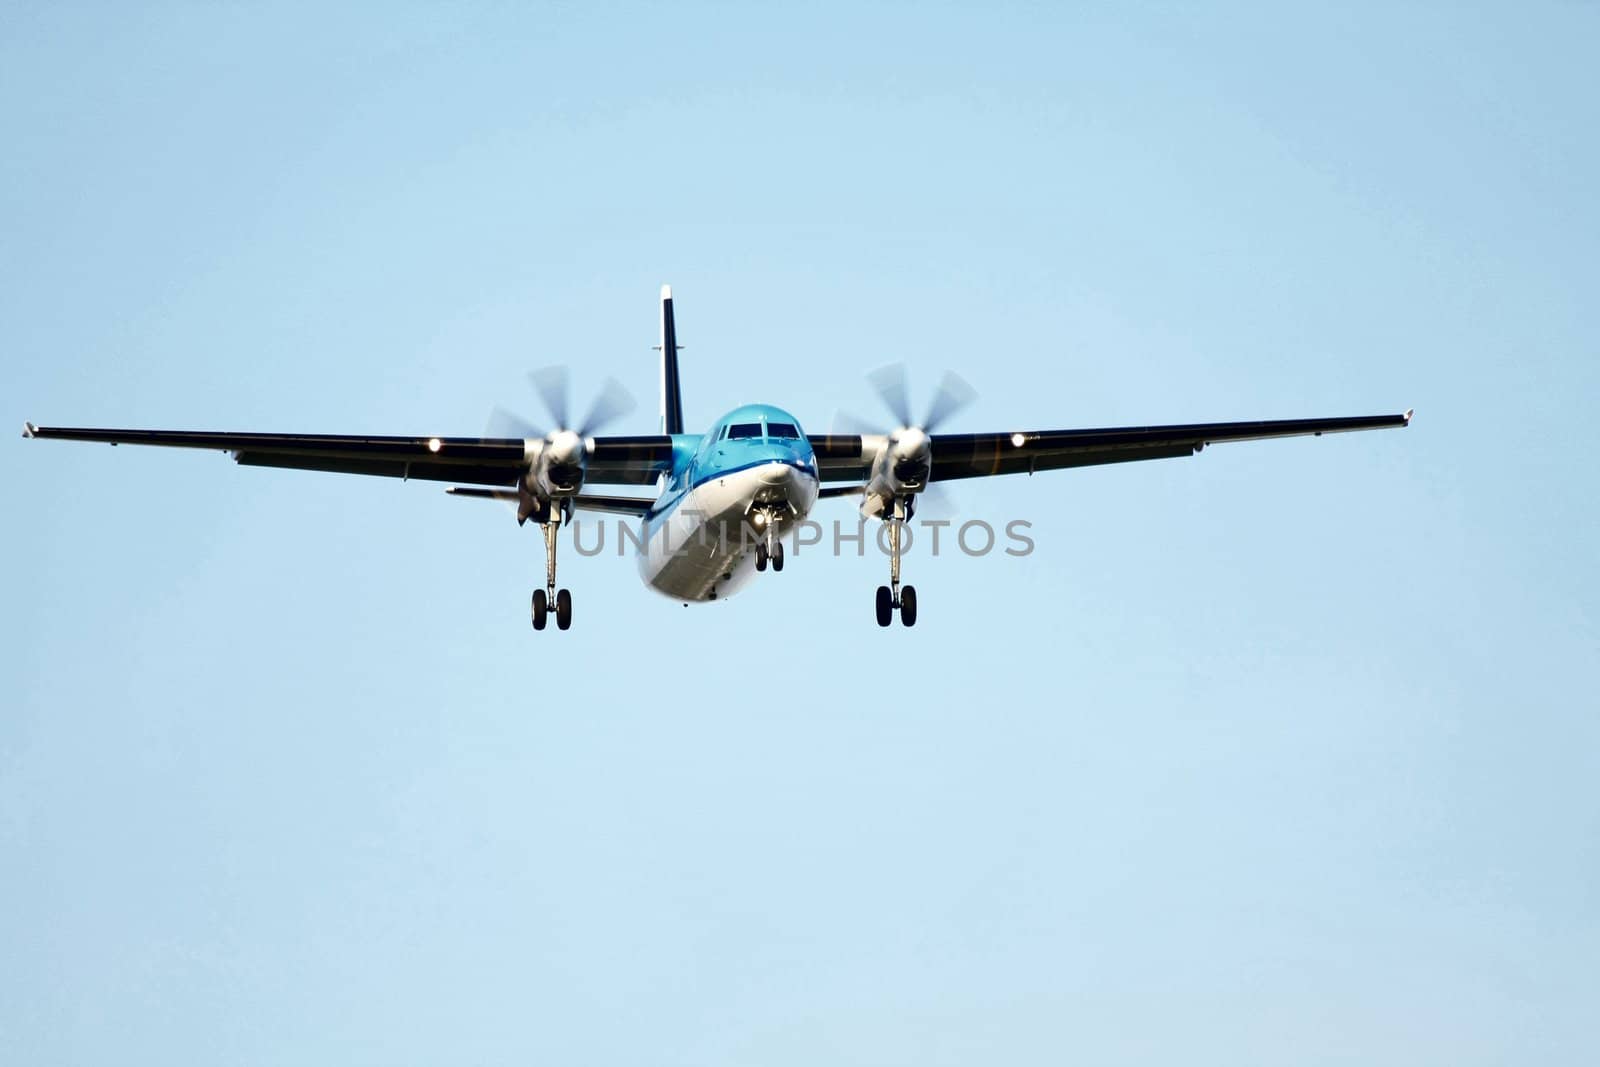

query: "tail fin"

left=659, top=285, right=684, bottom=434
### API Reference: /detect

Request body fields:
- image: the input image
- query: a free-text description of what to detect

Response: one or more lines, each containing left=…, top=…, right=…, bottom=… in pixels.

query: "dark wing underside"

left=809, top=412, right=1411, bottom=484
left=21, top=425, right=674, bottom=487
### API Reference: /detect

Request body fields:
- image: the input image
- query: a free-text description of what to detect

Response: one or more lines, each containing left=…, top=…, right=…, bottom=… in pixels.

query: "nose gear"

left=752, top=504, right=787, bottom=575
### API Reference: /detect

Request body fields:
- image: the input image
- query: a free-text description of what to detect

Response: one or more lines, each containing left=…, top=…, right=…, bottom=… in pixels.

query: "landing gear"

left=874, top=496, right=917, bottom=627
left=753, top=510, right=785, bottom=573
left=531, top=508, right=574, bottom=632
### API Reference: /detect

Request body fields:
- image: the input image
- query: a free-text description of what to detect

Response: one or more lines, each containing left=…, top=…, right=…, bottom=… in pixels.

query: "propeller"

left=835, top=363, right=975, bottom=434
left=486, top=367, right=638, bottom=523
left=872, top=363, right=975, bottom=433
left=834, top=363, right=978, bottom=517
left=490, top=366, right=637, bottom=441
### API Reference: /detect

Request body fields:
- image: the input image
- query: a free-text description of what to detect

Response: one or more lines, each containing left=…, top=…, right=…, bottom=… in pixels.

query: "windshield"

left=766, top=421, right=800, bottom=439
left=727, top=423, right=763, bottom=439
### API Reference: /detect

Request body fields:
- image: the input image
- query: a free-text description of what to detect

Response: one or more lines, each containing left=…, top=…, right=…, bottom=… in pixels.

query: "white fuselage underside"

left=637, top=460, right=818, bottom=603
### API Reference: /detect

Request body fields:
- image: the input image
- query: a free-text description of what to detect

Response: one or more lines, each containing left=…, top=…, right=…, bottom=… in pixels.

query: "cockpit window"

left=766, top=421, right=800, bottom=439
left=728, top=422, right=763, bottom=440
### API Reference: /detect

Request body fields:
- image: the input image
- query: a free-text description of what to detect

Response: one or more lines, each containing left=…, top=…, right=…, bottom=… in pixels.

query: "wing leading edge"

left=808, top=411, right=1411, bottom=484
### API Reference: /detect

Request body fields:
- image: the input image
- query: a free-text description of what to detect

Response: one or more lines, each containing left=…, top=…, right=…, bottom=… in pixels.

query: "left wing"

left=810, top=411, right=1411, bottom=484
left=21, top=423, right=674, bottom=487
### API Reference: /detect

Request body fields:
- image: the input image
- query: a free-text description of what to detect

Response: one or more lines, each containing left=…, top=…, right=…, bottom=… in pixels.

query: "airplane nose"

left=758, top=461, right=791, bottom=485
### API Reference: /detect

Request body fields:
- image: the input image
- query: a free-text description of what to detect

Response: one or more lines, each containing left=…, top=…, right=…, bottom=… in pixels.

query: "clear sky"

left=3, top=3, right=1596, bottom=1063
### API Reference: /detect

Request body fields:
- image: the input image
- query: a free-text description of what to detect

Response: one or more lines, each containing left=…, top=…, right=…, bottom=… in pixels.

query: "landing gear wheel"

left=900, top=584, right=917, bottom=627
left=771, top=541, right=784, bottom=572
left=875, top=585, right=893, bottom=627
left=532, top=588, right=548, bottom=631
left=755, top=543, right=768, bottom=572
left=555, top=588, right=573, bottom=630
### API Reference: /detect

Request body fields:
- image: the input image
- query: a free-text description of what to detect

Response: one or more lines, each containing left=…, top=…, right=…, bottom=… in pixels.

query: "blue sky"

left=3, top=3, right=1596, bottom=1063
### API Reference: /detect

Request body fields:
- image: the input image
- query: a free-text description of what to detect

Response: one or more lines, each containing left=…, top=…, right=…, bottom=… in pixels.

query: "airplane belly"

left=637, top=485, right=747, bottom=602
left=638, top=463, right=816, bottom=603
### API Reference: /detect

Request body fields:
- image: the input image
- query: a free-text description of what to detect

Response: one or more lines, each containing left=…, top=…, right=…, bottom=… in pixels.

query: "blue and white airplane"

left=24, top=286, right=1411, bottom=629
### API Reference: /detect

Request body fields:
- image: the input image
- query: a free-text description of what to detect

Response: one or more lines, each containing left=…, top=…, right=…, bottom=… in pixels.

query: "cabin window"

left=728, top=423, right=763, bottom=440
left=766, top=422, right=800, bottom=439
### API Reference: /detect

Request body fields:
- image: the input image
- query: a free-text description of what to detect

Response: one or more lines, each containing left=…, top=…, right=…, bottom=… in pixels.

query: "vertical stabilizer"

left=659, top=285, right=684, bottom=434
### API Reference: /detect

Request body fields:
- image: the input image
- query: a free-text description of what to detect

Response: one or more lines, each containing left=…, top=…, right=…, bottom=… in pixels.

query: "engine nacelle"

left=516, top=429, right=588, bottom=524
left=861, top=427, right=932, bottom=519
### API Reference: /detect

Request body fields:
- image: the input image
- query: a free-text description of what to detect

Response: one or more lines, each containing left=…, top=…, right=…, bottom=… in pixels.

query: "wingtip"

left=1403, top=408, right=1414, bottom=424
left=660, top=284, right=672, bottom=300
left=22, top=421, right=36, bottom=439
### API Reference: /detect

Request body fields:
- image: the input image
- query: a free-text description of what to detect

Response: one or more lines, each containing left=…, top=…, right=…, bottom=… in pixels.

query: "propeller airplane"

left=24, top=286, right=1412, bottom=629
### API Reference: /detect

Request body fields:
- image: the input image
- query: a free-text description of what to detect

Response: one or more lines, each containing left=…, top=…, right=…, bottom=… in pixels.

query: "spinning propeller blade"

left=487, top=406, right=543, bottom=441
left=529, top=366, right=571, bottom=431
left=577, top=376, right=637, bottom=437
left=921, top=370, right=976, bottom=432
left=838, top=364, right=980, bottom=437
left=495, top=367, right=639, bottom=442
left=868, top=363, right=914, bottom=428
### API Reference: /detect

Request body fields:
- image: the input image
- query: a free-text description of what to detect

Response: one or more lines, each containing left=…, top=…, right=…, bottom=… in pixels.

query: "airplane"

left=24, top=285, right=1412, bottom=630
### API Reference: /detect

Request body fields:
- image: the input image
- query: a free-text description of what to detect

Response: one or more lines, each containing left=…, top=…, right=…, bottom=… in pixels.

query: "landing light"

left=1011, top=432, right=1026, bottom=447
left=427, top=437, right=442, bottom=453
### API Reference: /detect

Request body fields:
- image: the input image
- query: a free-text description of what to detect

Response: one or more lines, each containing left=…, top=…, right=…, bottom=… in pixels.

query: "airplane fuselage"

left=638, top=403, right=819, bottom=602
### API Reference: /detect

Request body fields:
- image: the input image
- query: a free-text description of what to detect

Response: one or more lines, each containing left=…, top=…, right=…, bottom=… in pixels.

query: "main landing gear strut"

left=531, top=506, right=574, bottom=631
left=875, top=497, right=917, bottom=627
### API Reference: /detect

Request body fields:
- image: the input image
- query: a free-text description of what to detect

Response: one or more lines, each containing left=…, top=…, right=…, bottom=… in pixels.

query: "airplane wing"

left=20, top=423, right=675, bottom=487
left=809, top=411, right=1411, bottom=484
